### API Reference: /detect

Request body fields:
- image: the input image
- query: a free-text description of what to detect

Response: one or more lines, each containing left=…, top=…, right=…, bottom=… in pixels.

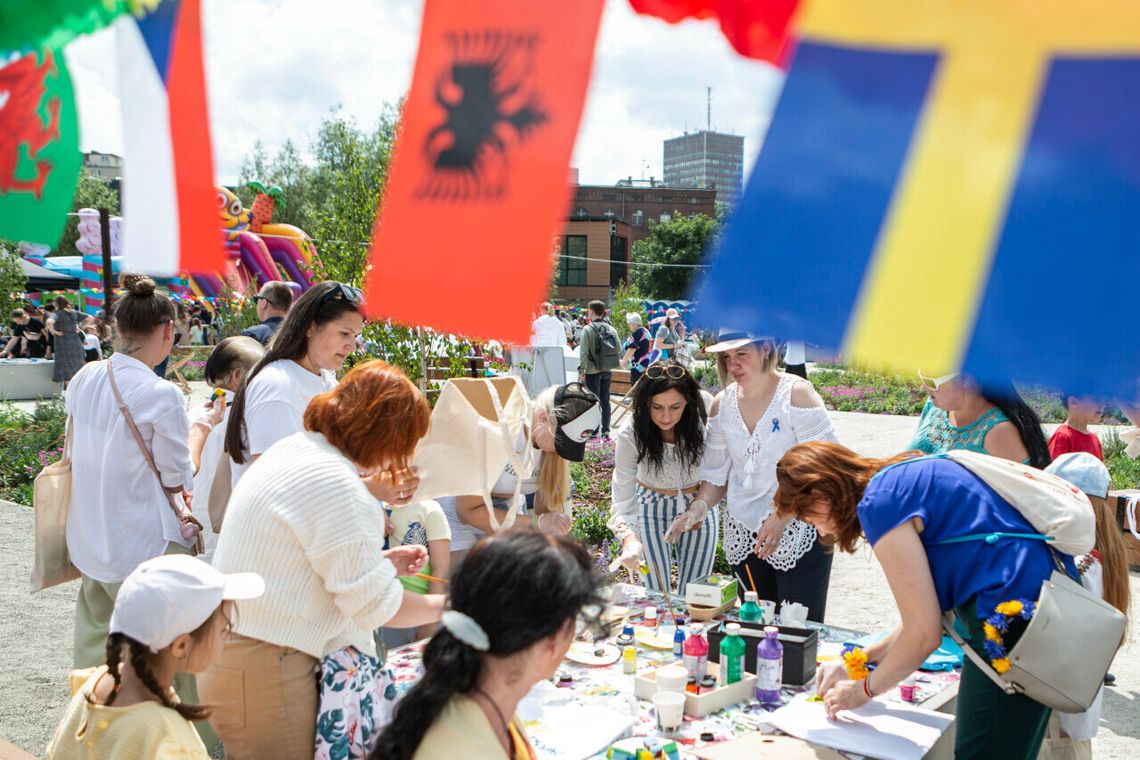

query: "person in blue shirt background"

left=773, top=441, right=1078, bottom=760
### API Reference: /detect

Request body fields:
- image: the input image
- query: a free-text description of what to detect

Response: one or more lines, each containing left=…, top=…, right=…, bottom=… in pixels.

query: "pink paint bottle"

left=900, top=675, right=916, bottom=703
left=682, top=623, right=708, bottom=680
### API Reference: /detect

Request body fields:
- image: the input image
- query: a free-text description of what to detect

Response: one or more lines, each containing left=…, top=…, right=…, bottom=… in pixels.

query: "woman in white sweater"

left=200, top=360, right=445, bottom=759
left=608, top=362, right=715, bottom=593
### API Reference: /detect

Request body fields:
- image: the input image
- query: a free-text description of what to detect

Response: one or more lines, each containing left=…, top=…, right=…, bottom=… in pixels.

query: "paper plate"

left=634, top=629, right=674, bottom=650
left=565, top=641, right=621, bottom=666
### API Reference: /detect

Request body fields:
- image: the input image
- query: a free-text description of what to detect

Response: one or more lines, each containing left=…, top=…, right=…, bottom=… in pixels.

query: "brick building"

left=568, top=179, right=716, bottom=243
left=553, top=217, right=633, bottom=303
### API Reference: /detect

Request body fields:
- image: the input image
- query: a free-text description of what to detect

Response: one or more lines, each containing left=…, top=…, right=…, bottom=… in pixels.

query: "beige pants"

left=1037, top=714, right=1093, bottom=760
left=198, top=633, right=319, bottom=760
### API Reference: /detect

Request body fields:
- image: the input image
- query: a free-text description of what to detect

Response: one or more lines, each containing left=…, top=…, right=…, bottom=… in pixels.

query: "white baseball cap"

left=1044, top=452, right=1111, bottom=499
left=110, top=555, right=264, bottom=652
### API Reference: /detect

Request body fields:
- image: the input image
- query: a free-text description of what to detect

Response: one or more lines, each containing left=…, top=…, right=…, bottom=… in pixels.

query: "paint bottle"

left=673, top=624, right=686, bottom=657
left=685, top=676, right=698, bottom=694
left=755, top=626, right=784, bottom=705
left=623, top=645, right=637, bottom=675
left=699, top=676, right=717, bottom=694
left=900, top=675, right=916, bottom=703
left=616, top=624, right=634, bottom=648
left=644, top=606, right=659, bottom=628
left=719, top=623, right=746, bottom=686
left=738, top=591, right=763, bottom=624
left=682, top=623, right=709, bottom=681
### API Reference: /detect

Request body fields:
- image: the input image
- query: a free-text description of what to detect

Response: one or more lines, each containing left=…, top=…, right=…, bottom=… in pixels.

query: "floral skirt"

left=315, top=646, right=399, bottom=760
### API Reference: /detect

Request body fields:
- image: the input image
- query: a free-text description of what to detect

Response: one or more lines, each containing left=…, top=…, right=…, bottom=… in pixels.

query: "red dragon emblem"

left=0, top=49, right=61, bottom=200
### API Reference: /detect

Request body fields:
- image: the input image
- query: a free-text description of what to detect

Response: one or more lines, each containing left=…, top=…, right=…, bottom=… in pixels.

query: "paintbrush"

left=649, top=561, right=678, bottom=626
left=745, top=565, right=758, bottom=596
left=415, top=572, right=449, bottom=586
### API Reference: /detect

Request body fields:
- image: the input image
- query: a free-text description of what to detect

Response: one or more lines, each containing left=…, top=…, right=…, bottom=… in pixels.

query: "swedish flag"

left=696, top=0, right=1140, bottom=399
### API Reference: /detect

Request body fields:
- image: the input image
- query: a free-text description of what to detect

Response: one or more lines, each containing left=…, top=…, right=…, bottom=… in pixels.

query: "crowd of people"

left=36, top=281, right=1134, bottom=760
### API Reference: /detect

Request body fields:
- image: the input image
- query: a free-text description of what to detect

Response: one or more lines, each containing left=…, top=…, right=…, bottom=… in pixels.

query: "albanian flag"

left=364, top=0, right=605, bottom=344
left=0, top=47, right=81, bottom=248
left=629, top=0, right=801, bottom=66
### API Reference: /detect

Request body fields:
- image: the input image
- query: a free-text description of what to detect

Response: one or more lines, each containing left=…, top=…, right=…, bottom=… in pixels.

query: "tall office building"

left=662, top=130, right=744, bottom=206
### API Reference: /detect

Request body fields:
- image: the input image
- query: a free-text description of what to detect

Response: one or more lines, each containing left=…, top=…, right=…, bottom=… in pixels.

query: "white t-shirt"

left=189, top=395, right=232, bottom=563
left=784, top=340, right=806, bottom=366
left=232, top=359, right=337, bottom=487
left=82, top=333, right=101, bottom=354
left=65, top=353, right=195, bottom=583
left=531, top=314, right=568, bottom=348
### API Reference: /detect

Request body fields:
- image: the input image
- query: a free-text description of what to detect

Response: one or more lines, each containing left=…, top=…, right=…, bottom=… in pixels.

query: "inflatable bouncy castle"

left=189, top=183, right=316, bottom=301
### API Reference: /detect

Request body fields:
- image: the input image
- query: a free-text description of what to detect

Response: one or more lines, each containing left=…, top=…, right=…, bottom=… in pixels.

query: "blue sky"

left=64, top=0, right=785, bottom=185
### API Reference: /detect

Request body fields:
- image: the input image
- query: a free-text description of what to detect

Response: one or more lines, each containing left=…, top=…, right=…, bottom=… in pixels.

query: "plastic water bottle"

left=755, top=625, right=783, bottom=704
left=719, top=623, right=746, bottom=685
left=682, top=623, right=709, bottom=680
left=738, top=591, right=763, bottom=623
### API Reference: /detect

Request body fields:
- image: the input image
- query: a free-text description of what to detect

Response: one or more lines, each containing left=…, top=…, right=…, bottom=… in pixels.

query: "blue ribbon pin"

left=771, top=418, right=780, bottom=433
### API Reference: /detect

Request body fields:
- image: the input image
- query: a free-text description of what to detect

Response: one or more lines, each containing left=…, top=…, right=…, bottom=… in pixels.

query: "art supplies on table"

left=519, top=680, right=637, bottom=760
left=566, top=641, right=622, bottom=666
left=686, top=573, right=739, bottom=607
left=766, top=693, right=954, bottom=760
left=635, top=628, right=675, bottom=651
left=692, top=732, right=845, bottom=760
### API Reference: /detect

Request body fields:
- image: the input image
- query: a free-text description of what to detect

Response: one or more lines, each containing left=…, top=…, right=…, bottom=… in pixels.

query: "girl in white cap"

left=45, top=555, right=263, bottom=760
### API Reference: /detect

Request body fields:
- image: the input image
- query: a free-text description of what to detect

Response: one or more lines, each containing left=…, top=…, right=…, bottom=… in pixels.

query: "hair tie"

left=441, top=610, right=490, bottom=651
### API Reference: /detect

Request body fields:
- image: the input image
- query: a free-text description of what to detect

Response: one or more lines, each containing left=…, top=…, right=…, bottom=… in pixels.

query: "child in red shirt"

left=1048, top=393, right=1103, bottom=461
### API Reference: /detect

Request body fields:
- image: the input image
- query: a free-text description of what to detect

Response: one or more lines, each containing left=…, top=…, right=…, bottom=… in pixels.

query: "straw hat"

left=704, top=329, right=769, bottom=353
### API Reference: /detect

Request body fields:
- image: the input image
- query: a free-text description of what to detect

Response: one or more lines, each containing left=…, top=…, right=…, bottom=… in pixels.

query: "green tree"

left=236, top=138, right=316, bottom=231
left=630, top=212, right=718, bottom=301
left=609, top=279, right=646, bottom=341
left=54, top=169, right=120, bottom=255
left=0, top=243, right=26, bottom=317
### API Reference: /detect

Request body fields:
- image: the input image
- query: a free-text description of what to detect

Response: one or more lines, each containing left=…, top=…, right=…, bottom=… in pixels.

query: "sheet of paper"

left=766, top=694, right=954, bottom=760
left=518, top=680, right=637, bottom=760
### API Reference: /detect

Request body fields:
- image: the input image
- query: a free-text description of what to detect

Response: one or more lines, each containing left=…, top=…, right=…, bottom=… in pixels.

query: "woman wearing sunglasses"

left=910, top=370, right=1050, bottom=469
left=223, top=282, right=417, bottom=504
left=668, top=330, right=838, bottom=623
left=608, top=362, right=715, bottom=592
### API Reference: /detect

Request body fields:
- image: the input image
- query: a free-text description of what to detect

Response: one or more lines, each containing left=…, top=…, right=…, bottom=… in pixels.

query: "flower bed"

left=0, top=400, right=67, bottom=505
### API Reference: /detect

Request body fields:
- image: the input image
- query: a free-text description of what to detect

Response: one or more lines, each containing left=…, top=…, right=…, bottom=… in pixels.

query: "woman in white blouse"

left=608, top=362, right=715, bottom=592
left=668, top=330, right=838, bottom=622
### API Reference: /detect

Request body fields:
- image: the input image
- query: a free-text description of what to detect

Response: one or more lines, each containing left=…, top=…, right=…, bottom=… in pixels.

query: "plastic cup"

left=656, top=665, right=689, bottom=694
left=653, top=691, right=685, bottom=734
left=758, top=600, right=777, bottom=623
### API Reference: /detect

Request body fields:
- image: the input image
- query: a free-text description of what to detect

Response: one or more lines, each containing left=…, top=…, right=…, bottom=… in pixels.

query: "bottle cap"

left=902, top=675, right=916, bottom=687
left=726, top=623, right=741, bottom=634
left=689, top=623, right=704, bottom=635
left=744, top=591, right=758, bottom=602
left=645, top=606, right=658, bottom=619
left=624, top=645, right=636, bottom=655
left=622, top=624, right=634, bottom=637
left=763, top=625, right=778, bottom=635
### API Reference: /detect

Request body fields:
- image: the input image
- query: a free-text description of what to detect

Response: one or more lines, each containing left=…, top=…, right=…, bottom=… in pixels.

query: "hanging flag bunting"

left=695, top=0, right=1140, bottom=401
left=115, top=0, right=223, bottom=276
left=628, top=0, right=801, bottom=66
left=0, top=47, right=82, bottom=247
left=364, top=0, right=606, bottom=344
left=0, top=0, right=127, bottom=52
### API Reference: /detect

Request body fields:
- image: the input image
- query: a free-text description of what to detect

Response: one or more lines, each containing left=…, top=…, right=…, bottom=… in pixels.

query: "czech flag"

left=115, top=0, right=223, bottom=276
left=696, top=0, right=1140, bottom=400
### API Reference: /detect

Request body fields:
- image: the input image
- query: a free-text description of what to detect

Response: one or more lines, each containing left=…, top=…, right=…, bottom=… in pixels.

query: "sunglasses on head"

left=918, top=369, right=959, bottom=391
left=320, top=283, right=364, bottom=306
left=645, top=362, right=686, bottom=380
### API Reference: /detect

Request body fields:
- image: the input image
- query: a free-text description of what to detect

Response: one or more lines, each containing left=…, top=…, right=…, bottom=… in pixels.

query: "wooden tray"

left=687, top=598, right=736, bottom=622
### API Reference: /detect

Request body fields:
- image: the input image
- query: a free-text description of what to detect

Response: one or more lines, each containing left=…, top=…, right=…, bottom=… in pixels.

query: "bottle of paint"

left=755, top=626, right=784, bottom=705
left=900, top=675, right=916, bottom=703
left=698, top=676, right=717, bottom=694
left=738, top=591, right=763, bottom=624
left=644, top=606, right=658, bottom=627
left=719, top=623, right=746, bottom=685
left=616, top=624, right=634, bottom=648
left=673, top=624, right=686, bottom=657
left=623, top=645, right=637, bottom=675
left=682, top=623, right=709, bottom=681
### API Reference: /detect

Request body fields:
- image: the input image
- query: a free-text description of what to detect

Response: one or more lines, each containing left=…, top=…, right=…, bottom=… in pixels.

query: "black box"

left=706, top=622, right=818, bottom=686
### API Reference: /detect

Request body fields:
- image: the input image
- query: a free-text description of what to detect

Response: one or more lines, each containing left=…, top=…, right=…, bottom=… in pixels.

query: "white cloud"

left=63, top=0, right=785, bottom=185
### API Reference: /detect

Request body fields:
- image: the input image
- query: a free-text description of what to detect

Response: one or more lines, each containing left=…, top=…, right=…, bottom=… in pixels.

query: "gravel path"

left=3, top=405, right=1138, bottom=756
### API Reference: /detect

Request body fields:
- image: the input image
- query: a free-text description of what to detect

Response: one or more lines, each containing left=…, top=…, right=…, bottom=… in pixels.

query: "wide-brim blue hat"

left=704, top=329, right=773, bottom=353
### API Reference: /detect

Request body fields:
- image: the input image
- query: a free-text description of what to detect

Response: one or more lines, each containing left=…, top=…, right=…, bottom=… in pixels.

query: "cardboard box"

left=706, top=622, right=818, bottom=686
left=634, top=661, right=757, bottom=717
left=1107, top=490, right=1140, bottom=570
left=684, top=573, right=739, bottom=608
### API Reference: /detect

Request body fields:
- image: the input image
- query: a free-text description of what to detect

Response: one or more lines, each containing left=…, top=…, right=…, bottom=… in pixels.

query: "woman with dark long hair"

left=373, top=531, right=605, bottom=760
left=608, top=361, right=716, bottom=592
left=773, top=441, right=1082, bottom=759
left=910, top=372, right=1050, bottom=468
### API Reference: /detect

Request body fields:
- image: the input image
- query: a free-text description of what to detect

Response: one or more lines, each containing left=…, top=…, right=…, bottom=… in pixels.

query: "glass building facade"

left=662, top=131, right=744, bottom=206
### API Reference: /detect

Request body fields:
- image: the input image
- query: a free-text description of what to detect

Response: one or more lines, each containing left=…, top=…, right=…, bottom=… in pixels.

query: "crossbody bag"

left=106, top=360, right=204, bottom=555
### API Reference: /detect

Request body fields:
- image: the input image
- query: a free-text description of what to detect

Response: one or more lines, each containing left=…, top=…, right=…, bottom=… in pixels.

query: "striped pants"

left=638, top=486, right=719, bottom=595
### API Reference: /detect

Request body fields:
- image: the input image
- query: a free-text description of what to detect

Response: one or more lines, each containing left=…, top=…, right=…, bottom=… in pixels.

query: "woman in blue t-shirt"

left=773, top=441, right=1076, bottom=760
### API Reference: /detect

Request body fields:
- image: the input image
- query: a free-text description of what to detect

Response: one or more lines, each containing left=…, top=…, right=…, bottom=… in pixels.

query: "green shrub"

left=1103, top=428, right=1140, bottom=490
left=0, top=400, right=67, bottom=505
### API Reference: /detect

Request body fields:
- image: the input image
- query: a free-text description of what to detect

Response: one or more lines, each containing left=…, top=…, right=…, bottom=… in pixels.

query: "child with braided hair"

left=45, top=555, right=263, bottom=759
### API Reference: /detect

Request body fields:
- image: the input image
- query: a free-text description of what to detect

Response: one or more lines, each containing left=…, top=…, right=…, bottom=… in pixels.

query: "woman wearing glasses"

left=608, top=362, right=715, bottom=592
left=910, top=371, right=1050, bottom=469
left=224, top=282, right=418, bottom=504
left=669, top=330, right=838, bottom=622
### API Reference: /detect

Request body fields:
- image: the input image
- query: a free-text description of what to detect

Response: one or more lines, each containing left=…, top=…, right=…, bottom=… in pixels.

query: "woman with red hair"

left=200, top=360, right=445, bottom=759
left=772, top=441, right=1080, bottom=759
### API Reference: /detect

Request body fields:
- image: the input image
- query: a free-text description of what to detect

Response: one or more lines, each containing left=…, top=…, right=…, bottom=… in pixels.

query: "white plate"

left=565, top=641, right=622, bottom=666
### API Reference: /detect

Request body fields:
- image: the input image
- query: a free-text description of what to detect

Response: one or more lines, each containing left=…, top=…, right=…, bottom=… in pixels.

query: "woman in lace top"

left=910, top=372, right=1050, bottom=469
left=668, top=331, right=838, bottom=622
left=608, top=362, right=716, bottom=593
